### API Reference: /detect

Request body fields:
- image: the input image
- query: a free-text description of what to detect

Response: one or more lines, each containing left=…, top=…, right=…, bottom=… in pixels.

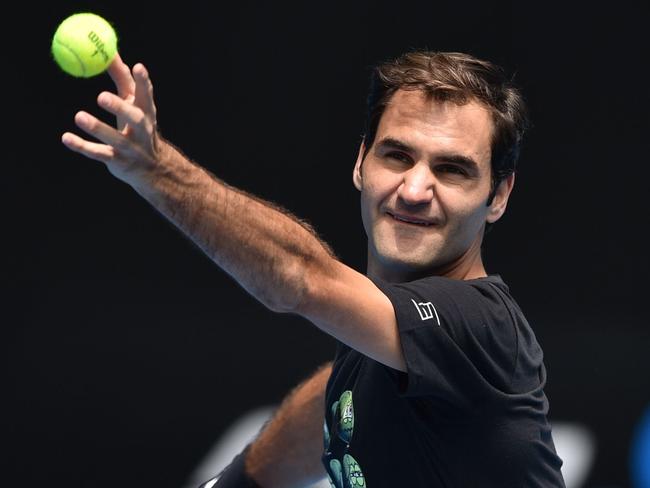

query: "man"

left=62, top=50, right=565, bottom=487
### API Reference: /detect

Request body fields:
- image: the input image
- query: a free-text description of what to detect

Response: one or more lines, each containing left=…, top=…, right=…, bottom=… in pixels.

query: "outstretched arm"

left=62, top=55, right=406, bottom=372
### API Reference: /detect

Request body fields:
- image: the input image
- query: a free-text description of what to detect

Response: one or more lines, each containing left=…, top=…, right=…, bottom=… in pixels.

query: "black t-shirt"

left=321, top=274, right=565, bottom=488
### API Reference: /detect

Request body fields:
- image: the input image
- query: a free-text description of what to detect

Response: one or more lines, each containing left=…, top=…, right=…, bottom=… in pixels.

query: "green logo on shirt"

left=338, top=390, right=354, bottom=443
left=325, top=390, right=366, bottom=487
left=344, top=453, right=366, bottom=487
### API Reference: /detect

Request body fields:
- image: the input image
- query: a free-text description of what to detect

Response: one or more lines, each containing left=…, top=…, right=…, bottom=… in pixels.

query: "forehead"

left=375, top=89, right=494, bottom=167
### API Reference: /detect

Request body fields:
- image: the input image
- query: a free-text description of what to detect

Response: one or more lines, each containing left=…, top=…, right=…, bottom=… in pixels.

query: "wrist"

left=129, top=137, right=205, bottom=207
left=129, top=136, right=180, bottom=189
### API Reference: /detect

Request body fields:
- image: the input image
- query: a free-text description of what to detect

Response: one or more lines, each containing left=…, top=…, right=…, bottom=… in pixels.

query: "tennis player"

left=62, top=50, right=565, bottom=487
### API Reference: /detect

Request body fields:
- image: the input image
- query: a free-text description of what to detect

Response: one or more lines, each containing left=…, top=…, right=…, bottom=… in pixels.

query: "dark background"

left=5, top=1, right=648, bottom=486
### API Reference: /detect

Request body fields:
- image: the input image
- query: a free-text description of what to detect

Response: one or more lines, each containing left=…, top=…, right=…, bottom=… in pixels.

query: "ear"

left=352, top=140, right=366, bottom=191
left=486, top=173, right=515, bottom=224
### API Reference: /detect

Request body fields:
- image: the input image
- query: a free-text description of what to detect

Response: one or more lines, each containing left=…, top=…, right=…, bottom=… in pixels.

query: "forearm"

left=246, top=362, right=332, bottom=488
left=131, top=140, right=335, bottom=311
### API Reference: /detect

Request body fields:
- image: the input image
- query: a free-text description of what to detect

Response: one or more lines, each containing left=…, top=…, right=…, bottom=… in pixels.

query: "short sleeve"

left=373, top=276, right=518, bottom=412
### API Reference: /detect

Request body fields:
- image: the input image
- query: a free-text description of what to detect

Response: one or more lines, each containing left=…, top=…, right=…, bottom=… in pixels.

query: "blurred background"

left=5, top=1, right=649, bottom=487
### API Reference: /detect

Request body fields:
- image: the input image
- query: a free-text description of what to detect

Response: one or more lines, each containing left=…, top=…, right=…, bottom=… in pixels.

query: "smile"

left=387, top=212, right=435, bottom=226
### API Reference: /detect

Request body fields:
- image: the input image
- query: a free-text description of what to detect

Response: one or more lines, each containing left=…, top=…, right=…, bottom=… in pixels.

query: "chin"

left=373, top=243, right=444, bottom=276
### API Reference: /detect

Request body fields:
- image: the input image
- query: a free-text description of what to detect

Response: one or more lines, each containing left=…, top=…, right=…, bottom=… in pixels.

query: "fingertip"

left=74, top=112, right=92, bottom=129
left=109, top=52, right=128, bottom=72
left=62, top=132, right=80, bottom=148
left=97, top=91, right=111, bottom=105
left=133, top=63, right=149, bottom=78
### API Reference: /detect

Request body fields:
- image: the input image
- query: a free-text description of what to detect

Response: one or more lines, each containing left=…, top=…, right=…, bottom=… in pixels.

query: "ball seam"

left=52, top=37, right=86, bottom=77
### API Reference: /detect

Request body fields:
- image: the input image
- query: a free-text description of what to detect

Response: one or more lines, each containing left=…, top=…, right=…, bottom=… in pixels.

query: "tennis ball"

left=51, top=13, right=118, bottom=78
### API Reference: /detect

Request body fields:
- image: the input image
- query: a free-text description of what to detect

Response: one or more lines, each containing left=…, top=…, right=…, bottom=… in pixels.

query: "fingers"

left=61, top=131, right=116, bottom=164
left=72, top=110, right=129, bottom=150
left=132, top=63, right=157, bottom=119
left=62, top=108, right=144, bottom=166
left=62, top=58, right=159, bottom=173
left=108, top=53, right=136, bottom=131
left=97, top=91, right=153, bottom=140
left=108, top=52, right=136, bottom=100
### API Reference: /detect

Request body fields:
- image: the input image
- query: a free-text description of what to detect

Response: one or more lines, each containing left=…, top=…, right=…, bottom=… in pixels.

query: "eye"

left=437, top=164, right=468, bottom=176
left=386, top=151, right=411, bottom=163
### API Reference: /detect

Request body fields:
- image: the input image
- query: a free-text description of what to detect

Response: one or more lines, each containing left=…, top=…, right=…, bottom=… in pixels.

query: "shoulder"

left=374, top=274, right=537, bottom=399
left=372, top=274, right=516, bottom=333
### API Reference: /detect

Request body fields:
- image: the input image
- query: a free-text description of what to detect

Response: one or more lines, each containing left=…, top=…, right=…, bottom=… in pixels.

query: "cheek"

left=358, top=177, right=394, bottom=238
left=359, top=186, right=381, bottom=233
left=361, top=166, right=400, bottom=206
left=358, top=192, right=372, bottom=232
left=433, top=181, right=483, bottom=221
left=446, top=195, right=490, bottom=232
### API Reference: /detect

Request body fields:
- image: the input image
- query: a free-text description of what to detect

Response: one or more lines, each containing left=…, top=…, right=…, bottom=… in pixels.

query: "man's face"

left=353, top=89, right=513, bottom=279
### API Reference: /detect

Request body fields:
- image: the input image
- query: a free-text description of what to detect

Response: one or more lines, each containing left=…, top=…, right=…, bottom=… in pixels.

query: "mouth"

left=386, top=211, right=435, bottom=227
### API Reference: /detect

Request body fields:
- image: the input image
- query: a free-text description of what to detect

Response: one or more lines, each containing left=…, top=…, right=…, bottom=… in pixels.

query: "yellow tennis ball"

left=51, top=13, right=118, bottom=78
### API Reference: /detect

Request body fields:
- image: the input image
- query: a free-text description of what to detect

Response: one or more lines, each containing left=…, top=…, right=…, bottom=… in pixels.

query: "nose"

left=396, top=164, right=435, bottom=206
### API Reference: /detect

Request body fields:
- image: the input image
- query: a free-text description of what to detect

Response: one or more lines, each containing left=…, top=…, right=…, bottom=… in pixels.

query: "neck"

left=367, top=234, right=488, bottom=283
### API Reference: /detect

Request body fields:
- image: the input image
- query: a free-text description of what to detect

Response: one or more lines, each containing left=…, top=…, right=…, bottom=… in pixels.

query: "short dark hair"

left=362, top=51, right=529, bottom=208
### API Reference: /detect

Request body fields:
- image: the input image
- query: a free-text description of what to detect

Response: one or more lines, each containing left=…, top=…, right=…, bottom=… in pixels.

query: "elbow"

left=264, top=250, right=332, bottom=316
left=260, top=254, right=316, bottom=315
left=264, top=293, right=302, bottom=315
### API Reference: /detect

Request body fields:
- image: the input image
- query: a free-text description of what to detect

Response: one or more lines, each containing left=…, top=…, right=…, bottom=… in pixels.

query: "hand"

left=61, top=53, right=165, bottom=187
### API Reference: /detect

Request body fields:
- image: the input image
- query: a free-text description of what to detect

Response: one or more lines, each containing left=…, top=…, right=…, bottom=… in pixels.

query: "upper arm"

left=298, top=261, right=524, bottom=410
left=298, top=258, right=407, bottom=372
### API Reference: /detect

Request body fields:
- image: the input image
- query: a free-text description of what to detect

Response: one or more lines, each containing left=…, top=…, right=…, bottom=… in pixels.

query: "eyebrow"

left=375, top=136, right=481, bottom=173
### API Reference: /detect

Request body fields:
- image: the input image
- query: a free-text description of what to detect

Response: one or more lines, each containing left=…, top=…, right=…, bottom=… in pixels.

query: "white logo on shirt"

left=411, top=299, right=441, bottom=325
